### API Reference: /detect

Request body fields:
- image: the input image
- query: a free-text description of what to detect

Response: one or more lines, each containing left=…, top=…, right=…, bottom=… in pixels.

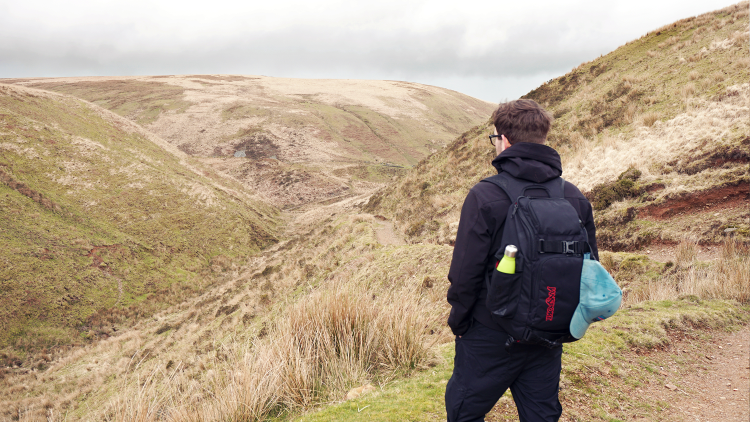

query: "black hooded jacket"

left=447, top=142, right=598, bottom=336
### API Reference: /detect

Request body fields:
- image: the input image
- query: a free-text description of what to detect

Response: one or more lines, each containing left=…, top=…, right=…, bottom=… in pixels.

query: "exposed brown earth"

left=0, top=165, right=61, bottom=211
left=640, top=183, right=749, bottom=220
left=85, top=244, right=124, bottom=271
left=0, top=4, right=748, bottom=420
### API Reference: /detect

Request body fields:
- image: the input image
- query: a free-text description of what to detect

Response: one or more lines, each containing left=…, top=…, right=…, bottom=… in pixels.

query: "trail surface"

left=375, top=219, right=405, bottom=246
left=652, top=326, right=749, bottom=422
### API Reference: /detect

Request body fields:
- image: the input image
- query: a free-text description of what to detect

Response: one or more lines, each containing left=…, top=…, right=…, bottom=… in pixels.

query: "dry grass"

left=1, top=213, right=453, bottom=421
left=100, top=286, right=437, bottom=421
left=563, top=82, right=749, bottom=192
left=12, top=74, right=495, bottom=208
left=680, top=83, right=696, bottom=98
left=639, top=110, right=660, bottom=127
left=0, top=83, right=280, bottom=357
left=364, top=1, right=749, bottom=244
left=628, top=239, right=750, bottom=304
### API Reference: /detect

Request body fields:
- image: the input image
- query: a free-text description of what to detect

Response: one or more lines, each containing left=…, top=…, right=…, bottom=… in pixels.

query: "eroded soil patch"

left=640, top=183, right=749, bottom=220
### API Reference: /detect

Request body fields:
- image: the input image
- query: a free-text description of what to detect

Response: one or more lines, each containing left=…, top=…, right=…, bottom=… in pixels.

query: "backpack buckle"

left=563, top=241, right=577, bottom=254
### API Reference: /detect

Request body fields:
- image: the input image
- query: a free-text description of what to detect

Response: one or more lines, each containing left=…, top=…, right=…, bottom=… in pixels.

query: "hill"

left=365, top=2, right=749, bottom=252
left=4, top=75, right=496, bottom=208
left=0, top=84, right=278, bottom=356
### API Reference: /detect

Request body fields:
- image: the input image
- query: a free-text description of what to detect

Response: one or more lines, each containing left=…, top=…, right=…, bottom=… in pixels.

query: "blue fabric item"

left=569, top=253, right=622, bottom=339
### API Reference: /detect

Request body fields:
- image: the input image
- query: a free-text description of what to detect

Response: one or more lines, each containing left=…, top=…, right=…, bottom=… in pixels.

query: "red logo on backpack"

left=545, top=287, right=556, bottom=321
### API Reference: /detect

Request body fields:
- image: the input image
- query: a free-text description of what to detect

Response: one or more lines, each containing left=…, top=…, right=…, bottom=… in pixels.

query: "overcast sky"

left=0, top=0, right=740, bottom=102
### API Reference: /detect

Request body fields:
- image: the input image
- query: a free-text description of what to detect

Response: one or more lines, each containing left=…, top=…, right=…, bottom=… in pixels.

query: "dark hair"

left=491, top=99, right=553, bottom=145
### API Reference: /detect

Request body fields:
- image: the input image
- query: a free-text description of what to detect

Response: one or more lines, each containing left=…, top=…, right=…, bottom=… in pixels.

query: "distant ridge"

left=5, top=75, right=496, bottom=208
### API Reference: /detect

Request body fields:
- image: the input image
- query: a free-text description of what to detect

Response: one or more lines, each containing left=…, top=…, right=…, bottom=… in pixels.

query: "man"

left=445, top=99, right=598, bottom=421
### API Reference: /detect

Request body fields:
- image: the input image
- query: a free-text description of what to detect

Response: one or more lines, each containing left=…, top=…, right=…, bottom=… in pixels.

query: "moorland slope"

left=0, top=84, right=278, bottom=356
left=5, top=75, right=495, bottom=208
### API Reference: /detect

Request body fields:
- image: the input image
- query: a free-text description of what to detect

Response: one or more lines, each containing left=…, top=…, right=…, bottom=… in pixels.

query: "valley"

left=7, top=75, right=495, bottom=208
left=0, top=2, right=748, bottom=421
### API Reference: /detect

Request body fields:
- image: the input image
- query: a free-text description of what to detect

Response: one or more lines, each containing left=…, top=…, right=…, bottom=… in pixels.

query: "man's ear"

left=501, top=135, right=512, bottom=151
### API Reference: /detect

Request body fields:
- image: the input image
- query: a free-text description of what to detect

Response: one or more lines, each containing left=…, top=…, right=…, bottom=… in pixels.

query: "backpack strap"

left=480, top=173, right=520, bottom=202
left=481, top=172, right=566, bottom=200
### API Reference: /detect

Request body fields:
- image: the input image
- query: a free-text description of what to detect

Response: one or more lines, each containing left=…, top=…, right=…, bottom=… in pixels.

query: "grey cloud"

left=0, top=22, right=602, bottom=81
left=3, top=0, right=734, bottom=101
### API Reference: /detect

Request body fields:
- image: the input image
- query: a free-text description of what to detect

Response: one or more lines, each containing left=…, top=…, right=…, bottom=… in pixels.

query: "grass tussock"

left=299, top=297, right=749, bottom=421
left=9, top=209, right=742, bottom=422
left=639, top=110, right=660, bottom=127
left=102, top=288, right=437, bottom=421
left=631, top=239, right=750, bottom=304
left=1, top=213, right=453, bottom=421
left=96, top=229, right=448, bottom=421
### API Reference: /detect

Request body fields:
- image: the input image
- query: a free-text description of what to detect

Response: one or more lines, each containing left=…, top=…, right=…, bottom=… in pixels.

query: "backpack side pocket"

left=486, top=270, right=523, bottom=320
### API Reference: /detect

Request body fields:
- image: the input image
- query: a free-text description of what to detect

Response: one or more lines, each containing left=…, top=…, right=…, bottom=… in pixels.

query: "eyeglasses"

left=488, top=134, right=502, bottom=146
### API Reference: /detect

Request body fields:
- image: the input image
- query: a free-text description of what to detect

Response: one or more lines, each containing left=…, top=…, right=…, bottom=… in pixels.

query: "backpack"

left=481, top=172, right=593, bottom=350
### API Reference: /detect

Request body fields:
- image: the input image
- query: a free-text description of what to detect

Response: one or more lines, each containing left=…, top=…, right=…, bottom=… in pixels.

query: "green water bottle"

left=496, top=245, right=517, bottom=274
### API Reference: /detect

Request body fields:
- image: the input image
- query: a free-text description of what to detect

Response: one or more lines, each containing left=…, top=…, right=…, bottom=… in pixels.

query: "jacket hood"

left=491, top=142, right=562, bottom=183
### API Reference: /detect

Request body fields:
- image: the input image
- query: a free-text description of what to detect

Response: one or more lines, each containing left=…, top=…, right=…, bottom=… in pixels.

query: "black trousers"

left=445, top=321, right=563, bottom=422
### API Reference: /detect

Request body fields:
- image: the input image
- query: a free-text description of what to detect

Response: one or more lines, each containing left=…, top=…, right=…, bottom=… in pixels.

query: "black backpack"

left=481, top=172, right=589, bottom=350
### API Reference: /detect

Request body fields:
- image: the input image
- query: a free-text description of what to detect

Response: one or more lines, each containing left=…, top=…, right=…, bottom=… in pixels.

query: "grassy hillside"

left=0, top=213, right=453, bottom=420
left=3, top=75, right=496, bottom=208
left=3, top=209, right=747, bottom=421
left=365, top=2, right=749, bottom=249
left=0, top=84, right=278, bottom=357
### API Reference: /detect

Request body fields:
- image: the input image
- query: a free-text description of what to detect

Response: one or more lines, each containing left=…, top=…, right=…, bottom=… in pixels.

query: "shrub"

left=586, top=167, right=643, bottom=210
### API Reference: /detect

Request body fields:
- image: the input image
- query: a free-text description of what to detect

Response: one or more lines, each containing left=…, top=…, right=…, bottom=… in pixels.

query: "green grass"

left=1, top=5, right=748, bottom=420
left=0, top=85, right=279, bottom=357
left=297, top=345, right=452, bottom=422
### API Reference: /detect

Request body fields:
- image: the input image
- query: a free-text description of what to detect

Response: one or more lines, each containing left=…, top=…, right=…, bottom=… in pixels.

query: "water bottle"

left=496, top=245, right=517, bottom=274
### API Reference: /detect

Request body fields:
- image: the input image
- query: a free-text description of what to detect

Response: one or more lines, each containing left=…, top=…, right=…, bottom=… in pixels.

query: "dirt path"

left=646, top=326, right=750, bottom=421
left=374, top=219, right=404, bottom=246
